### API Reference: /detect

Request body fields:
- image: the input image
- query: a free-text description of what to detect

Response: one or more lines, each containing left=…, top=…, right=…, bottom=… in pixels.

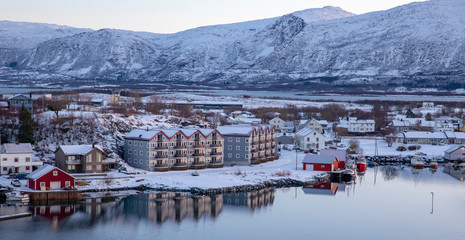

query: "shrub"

left=408, top=145, right=421, bottom=151
left=273, top=171, right=291, bottom=177
left=396, top=146, right=407, bottom=151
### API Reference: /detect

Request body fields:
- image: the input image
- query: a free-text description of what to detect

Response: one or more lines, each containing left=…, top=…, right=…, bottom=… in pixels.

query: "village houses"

left=0, top=143, right=43, bottom=175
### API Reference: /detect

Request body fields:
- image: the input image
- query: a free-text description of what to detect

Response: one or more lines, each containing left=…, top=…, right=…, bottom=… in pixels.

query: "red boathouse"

left=302, top=155, right=339, bottom=171
left=26, top=165, right=75, bottom=191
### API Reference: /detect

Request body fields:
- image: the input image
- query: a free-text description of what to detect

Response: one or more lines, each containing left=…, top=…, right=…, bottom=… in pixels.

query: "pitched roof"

left=217, top=125, right=273, bottom=136
left=26, top=165, right=74, bottom=180
left=59, top=145, right=104, bottom=155
left=320, top=149, right=347, bottom=162
left=444, top=145, right=465, bottom=154
left=402, top=131, right=447, bottom=139
left=303, top=155, right=338, bottom=164
left=26, top=165, right=55, bottom=180
left=296, top=128, right=319, bottom=137
left=8, top=94, right=31, bottom=100
left=1, top=143, right=33, bottom=154
left=125, top=128, right=220, bottom=140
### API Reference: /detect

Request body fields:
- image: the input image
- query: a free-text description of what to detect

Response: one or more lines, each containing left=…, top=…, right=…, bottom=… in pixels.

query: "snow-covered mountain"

left=1, top=1, right=464, bottom=89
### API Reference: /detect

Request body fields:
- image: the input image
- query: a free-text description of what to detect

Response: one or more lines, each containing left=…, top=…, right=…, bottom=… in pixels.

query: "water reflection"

left=301, top=182, right=349, bottom=196
left=382, top=166, right=400, bottom=181
left=223, top=189, right=275, bottom=210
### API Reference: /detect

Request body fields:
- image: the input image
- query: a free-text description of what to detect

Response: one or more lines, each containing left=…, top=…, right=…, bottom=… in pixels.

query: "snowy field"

left=0, top=150, right=317, bottom=191
left=340, top=138, right=451, bottom=158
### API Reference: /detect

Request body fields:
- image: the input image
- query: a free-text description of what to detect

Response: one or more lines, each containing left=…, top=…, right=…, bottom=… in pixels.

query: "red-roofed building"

left=26, top=165, right=75, bottom=190
left=302, top=155, right=339, bottom=171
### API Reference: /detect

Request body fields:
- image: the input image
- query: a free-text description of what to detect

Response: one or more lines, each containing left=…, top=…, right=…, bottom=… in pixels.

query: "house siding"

left=28, top=168, right=75, bottom=190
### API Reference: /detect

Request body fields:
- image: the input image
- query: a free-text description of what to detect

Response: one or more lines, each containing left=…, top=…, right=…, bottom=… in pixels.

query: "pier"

left=0, top=212, right=32, bottom=221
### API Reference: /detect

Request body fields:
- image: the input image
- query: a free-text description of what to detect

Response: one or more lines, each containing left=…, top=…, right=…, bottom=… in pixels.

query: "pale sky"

left=0, top=0, right=428, bottom=33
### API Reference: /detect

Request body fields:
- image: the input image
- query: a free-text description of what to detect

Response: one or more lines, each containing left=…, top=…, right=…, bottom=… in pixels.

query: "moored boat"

left=356, top=156, right=367, bottom=172
left=6, top=191, right=30, bottom=203
left=430, top=160, right=438, bottom=170
left=411, top=157, right=425, bottom=169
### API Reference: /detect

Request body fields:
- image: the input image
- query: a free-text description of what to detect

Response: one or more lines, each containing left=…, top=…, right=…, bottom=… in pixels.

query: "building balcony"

left=154, top=146, right=168, bottom=150
left=154, top=155, right=168, bottom=159
left=66, top=160, right=82, bottom=165
left=259, top=140, right=265, bottom=144
left=251, top=149, right=257, bottom=153
left=189, top=162, right=207, bottom=169
left=265, top=157, right=273, bottom=162
left=210, top=143, right=222, bottom=147
left=171, top=163, right=188, bottom=171
left=208, top=161, right=224, bottom=168
left=174, top=153, right=187, bottom=158
left=173, top=145, right=187, bottom=149
left=193, top=144, right=205, bottom=148
left=259, top=155, right=265, bottom=160
left=209, top=152, right=222, bottom=156
left=192, top=153, right=205, bottom=157
left=150, top=164, right=169, bottom=172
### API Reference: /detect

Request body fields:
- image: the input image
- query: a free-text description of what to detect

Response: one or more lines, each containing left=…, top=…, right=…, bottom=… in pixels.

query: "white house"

left=0, top=143, right=43, bottom=175
left=348, top=118, right=375, bottom=133
left=269, top=117, right=285, bottom=130
left=299, top=119, right=324, bottom=133
left=434, top=122, right=455, bottom=132
left=296, top=128, right=326, bottom=151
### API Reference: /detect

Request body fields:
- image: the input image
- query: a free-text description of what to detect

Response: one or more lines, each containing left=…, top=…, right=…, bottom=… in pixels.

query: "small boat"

left=356, top=156, right=367, bottom=172
left=342, top=168, right=356, bottom=180
left=430, top=160, right=438, bottom=170
left=6, top=191, right=30, bottom=203
left=411, top=157, right=425, bottom=169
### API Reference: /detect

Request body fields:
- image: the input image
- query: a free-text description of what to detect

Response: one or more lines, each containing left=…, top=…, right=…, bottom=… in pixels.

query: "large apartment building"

left=124, top=128, right=224, bottom=171
left=217, top=125, right=278, bottom=166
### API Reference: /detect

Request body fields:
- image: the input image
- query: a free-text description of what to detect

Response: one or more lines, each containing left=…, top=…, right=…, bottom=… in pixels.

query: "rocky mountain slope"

left=1, top=1, right=464, bottom=89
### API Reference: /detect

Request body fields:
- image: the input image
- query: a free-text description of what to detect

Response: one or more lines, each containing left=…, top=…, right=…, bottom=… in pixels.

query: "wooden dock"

left=0, top=212, right=32, bottom=221
left=24, top=190, right=83, bottom=203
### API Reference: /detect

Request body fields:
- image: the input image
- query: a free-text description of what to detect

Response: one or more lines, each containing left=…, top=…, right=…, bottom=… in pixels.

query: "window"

left=128, top=159, right=132, bottom=163
left=245, top=154, right=249, bottom=158
left=228, top=153, right=232, bottom=158
left=245, top=147, right=249, bottom=151
left=128, top=141, right=132, bottom=145
left=2, top=158, right=6, bottom=161
left=40, top=182, right=45, bottom=187
left=53, top=171, right=58, bottom=176
left=245, top=139, right=249, bottom=143
left=128, top=150, right=132, bottom=154
left=321, top=165, right=325, bottom=168
left=14, top=158, right=19, bottom=162
left=26, top=157, right=30, bottom=162
left=140, top=142, right=143, bottom=147
left=96, top=165, right=102, bottom=170
left=236, top=138, right=240, bottom=142
left=3, top=167, right=7, bottom=171
left=68, top=165, right=75, bottom=170
left=26, top=166, right=30, bottom=170
left=316, top=138, right=319, bottom=141
left=236, top=146, right=240, bottom=150
left=140, top=151, right=143, bottom=156
left=140, top=160, right=143, bottom=164
left=228, top=146, right=232, bottom=150
left=86, top=154, right=92, bottom=162
left=97, top=154, right=101, bottom=162
left=236, top=154, right=240, bottom=158
left=65, top=181, right=71, bottom=187
left=86, top=165, right=92, bottom=170
left=228, top=137, right=232, bottom=142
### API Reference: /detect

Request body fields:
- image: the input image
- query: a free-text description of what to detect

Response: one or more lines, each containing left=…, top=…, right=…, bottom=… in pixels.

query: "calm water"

left=1, top=167, right=464, bottom=240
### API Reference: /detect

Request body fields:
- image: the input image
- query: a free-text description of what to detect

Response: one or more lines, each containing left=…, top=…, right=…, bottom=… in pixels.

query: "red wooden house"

left=302, top=155, right=339, bottom=171
left=26, top=165, right=75, bottom=190
left=302, top=182, right=339, bottom=196
left=320, top=149, right=346, bottom=169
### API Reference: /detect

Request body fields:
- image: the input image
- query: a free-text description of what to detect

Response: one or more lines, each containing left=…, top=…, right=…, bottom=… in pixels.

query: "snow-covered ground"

left=340, top=138, right=450, bottom=158
left=0, top=149, right=316, bottom=191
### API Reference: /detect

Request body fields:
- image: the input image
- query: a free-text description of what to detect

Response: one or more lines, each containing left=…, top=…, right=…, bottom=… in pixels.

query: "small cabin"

left=26, top=165, right=75, bottom=191
left=302, top=155, right=339, bottom=171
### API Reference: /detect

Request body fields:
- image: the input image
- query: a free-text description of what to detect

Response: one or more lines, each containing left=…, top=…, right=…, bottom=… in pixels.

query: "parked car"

left=15, top=173, right=28, bottom=180
left=11, top=179, right=21, bottom=187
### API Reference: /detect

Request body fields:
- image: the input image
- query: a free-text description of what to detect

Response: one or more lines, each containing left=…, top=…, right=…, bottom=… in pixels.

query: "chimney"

left=92, top=143, right=95, bottom=148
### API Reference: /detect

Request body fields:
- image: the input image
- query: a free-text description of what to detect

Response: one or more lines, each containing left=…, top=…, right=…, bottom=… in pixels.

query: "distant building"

left=0, top=143, right=43, bottom=175
left=299, top=119, right=324, bottom=133
left=26, top=165, right=75, bottom=190
left=269, top=117, right=285, bottom=130
left=277, top=134, right=295, bottom=145
left=91, top=99, right=104, bottom=107
left=8, top=94, right=33, bottom=113
left=282, top=121, right=295, bottom=133
left=348, top=118, right=375, bottom=133
left=296, top=128, right=326, bottom=152
left=109, top=90, right=121, bottom=105
left=124, top=128, right=224, bottom=171
left=422, top=102, right=435, bottom=108
left=55, top=145, right=110, bottom=173
left=217, top=125, right=278, bottom=165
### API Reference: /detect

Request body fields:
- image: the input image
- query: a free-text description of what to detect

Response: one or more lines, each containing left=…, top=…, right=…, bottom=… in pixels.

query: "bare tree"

left=146, top=95, right=165, bottom=114
left=47, top=96, right=69, bottom=119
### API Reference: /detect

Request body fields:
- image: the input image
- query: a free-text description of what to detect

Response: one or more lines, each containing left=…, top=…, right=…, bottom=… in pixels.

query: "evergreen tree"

left=17, top=106, right=35, bottom=143
left=405, top=109, right=415, bottom=118
left=425, top=112, right=433, bottom=121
